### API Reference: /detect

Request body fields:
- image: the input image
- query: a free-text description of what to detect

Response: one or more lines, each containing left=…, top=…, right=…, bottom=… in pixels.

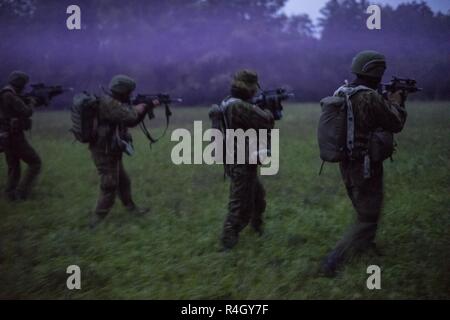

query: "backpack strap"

left=334, top=85, right=374, bottom=158
left=1, top=85, right=16, bottom=95
left=352, top=86, right=375, bottom=178
left=218, top=97, right=240, bottom=179
left=333, top=85, right=373, bottom=97
left=219, top=97, right=240, bottom=130
left=334, top=84, right=375, bottom=178
left=344, top=92, right=355, bottom=158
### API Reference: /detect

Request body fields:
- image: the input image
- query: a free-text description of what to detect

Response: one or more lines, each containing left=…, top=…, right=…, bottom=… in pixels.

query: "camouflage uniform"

left=333, top=88, right=407, bottom=258
left=221, top=70, right=274, bottom=249
left=0, top=71, right=41, bottom=201
left=89, top=75, right=148, bottom=226
left=322, top=51, right=408, bottom=275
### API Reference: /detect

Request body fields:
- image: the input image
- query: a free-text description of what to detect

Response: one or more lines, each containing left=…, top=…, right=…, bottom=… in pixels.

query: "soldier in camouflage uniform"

left=320, top=51, right=408, bottom=276
left=89, top=75, right=159, bottom=229
left=220, top=70, right=275, bottom=250
left=0, top=71, right=41, bottom=201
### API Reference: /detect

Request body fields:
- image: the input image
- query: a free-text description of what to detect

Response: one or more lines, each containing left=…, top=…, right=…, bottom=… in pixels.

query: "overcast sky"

left=283, top=0, right=450, bottom=21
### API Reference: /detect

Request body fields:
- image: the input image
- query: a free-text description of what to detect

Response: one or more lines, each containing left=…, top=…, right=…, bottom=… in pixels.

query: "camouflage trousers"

left=91, top=151, right=134, bottom=217
left=222, top=165, right=266, bottom=247
left=3, top=133, right=42, bottom=200
left=333, top=159, right=384, bottom=261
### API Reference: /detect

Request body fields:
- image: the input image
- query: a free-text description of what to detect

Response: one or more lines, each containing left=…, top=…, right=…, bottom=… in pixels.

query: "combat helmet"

left=351, top=50, right=386, bottom=78
left=231, top=69, right=260, bottom=93
left=8, top=71, right=30, bottom=89
left=109, top=75, right=136, bottom=96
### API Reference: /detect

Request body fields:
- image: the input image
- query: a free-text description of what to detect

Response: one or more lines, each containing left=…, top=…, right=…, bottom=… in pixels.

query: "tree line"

left=0, top=0, right=449, bottom=106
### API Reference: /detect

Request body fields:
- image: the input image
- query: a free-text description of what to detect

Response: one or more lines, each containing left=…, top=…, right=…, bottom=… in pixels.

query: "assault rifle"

left=382, top=77, right=422, bottom=94
left=133, top=93, right=183, bottom=109
left=132, top=93, right=183, bottom=145
left=252, top=88, right=294, bottom=120
left=381, top=77, right=422, bottom=105
left=24, top=83, right=73, bottom=107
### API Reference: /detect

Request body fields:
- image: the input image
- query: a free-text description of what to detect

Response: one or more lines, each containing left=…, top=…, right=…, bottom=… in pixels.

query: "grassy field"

left=0, top=102, right=449, bottom=299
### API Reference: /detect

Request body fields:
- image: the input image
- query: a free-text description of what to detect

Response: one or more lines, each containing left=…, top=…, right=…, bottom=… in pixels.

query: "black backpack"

left=70, top=92, right=99, bottom=144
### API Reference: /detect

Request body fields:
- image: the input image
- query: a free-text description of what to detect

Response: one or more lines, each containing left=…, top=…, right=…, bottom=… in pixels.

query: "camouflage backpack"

left=318, top=85, right=373, bottom=163
left=208, top=97, right=238, bottom=162
left=209, top=97, right=238, bottom=133
left=318, top=84, right=395, bottom=176
left=70, top=92, right=99, bottom=144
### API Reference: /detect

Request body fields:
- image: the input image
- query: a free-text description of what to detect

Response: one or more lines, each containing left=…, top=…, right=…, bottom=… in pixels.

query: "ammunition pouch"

left=352, top=131, right=394, bottom=180
left=111, top=127, right=134, bottom=156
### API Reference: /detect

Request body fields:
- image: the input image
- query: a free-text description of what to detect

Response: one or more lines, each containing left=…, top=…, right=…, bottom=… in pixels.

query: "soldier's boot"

left=220, top=228, right=239, bottom=251
left=319, top=250, right=345, bottom=278
left=89, top=211, right=108, bottom=230
left=125, top=203, right=150, bottom=216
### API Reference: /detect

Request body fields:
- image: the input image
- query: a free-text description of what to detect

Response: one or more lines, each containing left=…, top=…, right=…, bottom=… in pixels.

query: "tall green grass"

left=0, top=102, right=449, bottom=299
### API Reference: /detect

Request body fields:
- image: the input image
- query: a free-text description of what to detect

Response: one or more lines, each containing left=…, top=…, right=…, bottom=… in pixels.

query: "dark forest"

left=1, top=0, right=449, bottom=105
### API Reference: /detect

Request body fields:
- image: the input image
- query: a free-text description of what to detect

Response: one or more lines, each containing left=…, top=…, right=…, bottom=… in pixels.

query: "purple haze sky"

left=283, top=0, right=450, bottom=21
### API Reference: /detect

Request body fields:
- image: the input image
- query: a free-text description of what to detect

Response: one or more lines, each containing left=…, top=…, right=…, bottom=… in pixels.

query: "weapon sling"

left=139, top=102, right=172, bottom=146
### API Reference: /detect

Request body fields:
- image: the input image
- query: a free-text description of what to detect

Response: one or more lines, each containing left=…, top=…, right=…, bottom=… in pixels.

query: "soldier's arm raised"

left=105, top=99, right=147, bottom=127
left=4, top=91, right=34, bottom=118
left=126, top=103, right=148, bottom=127
left=371, top=91, right=407, bottom=133
left=231, top=101, right=275, bottom=130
